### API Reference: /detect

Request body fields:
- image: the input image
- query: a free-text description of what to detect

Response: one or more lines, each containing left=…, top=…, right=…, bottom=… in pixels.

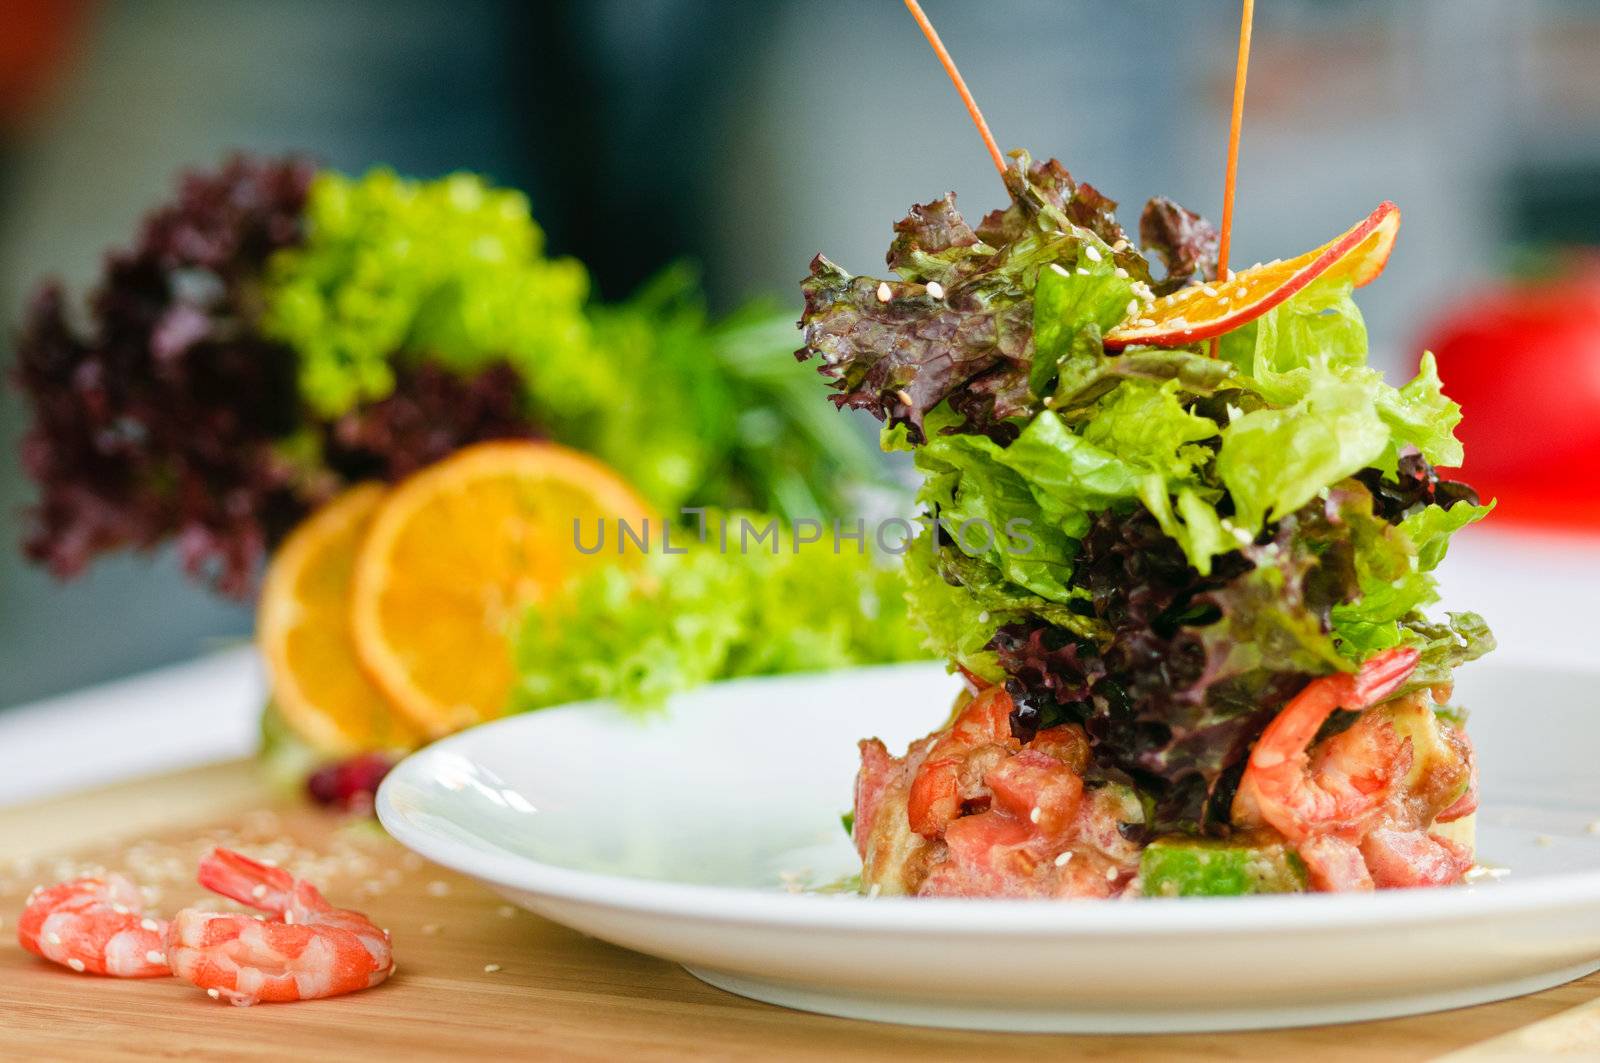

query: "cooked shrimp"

left=1233, top=647, right=1420, bottom=843
left=906, top=685, right=1020, bottom=838
left=166, top=848, right=392, bottom=1006
left=17, top=875, right=169, bottom=977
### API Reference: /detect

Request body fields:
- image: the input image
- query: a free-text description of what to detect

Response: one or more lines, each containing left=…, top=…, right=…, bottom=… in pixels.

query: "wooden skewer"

left=903, top=0, right=1007, bottom=177
left=1211, top=0, right=1256, bottom=356
left=1216, top=0, right=1256, bottom=285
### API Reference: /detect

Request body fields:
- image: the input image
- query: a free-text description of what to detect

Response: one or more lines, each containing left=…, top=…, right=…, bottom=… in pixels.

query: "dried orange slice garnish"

left=1104, top=201, right=1400, bottom=350
left=350, top=441, right=653, bottom=737
left=258, top=483, right=422, bottom=756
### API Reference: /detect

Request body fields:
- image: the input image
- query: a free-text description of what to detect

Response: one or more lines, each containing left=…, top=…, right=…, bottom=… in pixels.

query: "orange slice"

left=1104, top=201, right=1400, bottom=350
left=350, top=440, right=653, bottom=737
left=258, top=483, right=423, bottom=756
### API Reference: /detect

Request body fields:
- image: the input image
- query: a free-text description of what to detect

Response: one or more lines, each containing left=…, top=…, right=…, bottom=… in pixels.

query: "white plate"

left=377, top=661, right=1600, bottom=1033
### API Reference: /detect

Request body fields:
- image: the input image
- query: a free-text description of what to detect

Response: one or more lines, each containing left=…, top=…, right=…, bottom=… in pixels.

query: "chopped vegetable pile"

left=800, top=152, right=1493, bottom=835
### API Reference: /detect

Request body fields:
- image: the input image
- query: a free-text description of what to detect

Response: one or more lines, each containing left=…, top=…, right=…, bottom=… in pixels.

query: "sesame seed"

left=1136, top=318, right=1155, bottom=328
left=1201, top=285, right=1218, bottom=297
left=1536, top=835, right=1555, bottom=847
left=47, top=932, right=61, bottom=946
left=868, top=883, right=883, bottom=898
left=1084, top=245, right=1103, bottom=263
left=1076, top=267, right=1089, bottom=276
left=875, top=282, right=892, bottom=303
left=1587, top=820, right=1600, bottom=835
left=283, top=911, right=294, bottom=925
left=1114, top=267, right=1129, bottom=278
left=1104, top=867, right=1118, bottom=882
left=1029, top=807, right=1041, bottom=824
left=895, top=388, right=914, bottom=407
left=497, top=905, right=516, bottom=919
left=111, top=903, right=129, bottom=915
left=1112, top=239, right=1129, bottom=252
left=68, top=958, right=85, bottom=972
left=421, top=923, right=440, bottom=936
left=146, top=951, right=165, bottom=966
left=250, top=885, right=267, bottom=900
left=1125, top=299, right=1139, bottom=316
left=1054, top=851, right=1074, bottom=867
left=140, top=918, right=159, bottom=932
left=484, top=964, right=502, bottom=974
left=208, top=988, right=221, bottom=1000
left=926, top=281, right=945, bottom=299
left=1050, top=263, right=1070, bottom=277
left=426, top=880, right=451, bottom=898
left=1218, top=296, right=1231, bottom=306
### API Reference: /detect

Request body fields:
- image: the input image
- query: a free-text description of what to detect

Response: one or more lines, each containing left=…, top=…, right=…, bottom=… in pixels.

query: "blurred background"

left=2, top=0, right=1598, bottom=709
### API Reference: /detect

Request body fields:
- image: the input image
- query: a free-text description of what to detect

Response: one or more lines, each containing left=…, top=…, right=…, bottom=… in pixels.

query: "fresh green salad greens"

left=16, top=157, right=883, bottom=593
left=509, top=515, right=926, bottom=712
left=799, top=152, right=1493, bottom=833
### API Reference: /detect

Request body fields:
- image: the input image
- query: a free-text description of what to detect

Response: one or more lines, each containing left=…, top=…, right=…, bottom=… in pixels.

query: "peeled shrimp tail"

left=197, top=847, right=329, bottom=915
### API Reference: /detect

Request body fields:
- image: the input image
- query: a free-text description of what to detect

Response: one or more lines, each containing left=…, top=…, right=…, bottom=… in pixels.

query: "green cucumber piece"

left=1139, top=837, right=1307, bottom=897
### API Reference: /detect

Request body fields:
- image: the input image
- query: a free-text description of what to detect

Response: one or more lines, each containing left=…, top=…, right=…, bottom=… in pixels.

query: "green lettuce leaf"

left=510, top=514, right=926, bottom=712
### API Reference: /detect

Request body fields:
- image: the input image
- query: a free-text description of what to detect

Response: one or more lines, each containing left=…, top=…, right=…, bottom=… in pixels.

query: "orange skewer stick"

left=1211, top=0, right=1255, bottom=357
left=1216, top=0, right=1256, bottom=284
left=903, top=0, right=1007, bottom=177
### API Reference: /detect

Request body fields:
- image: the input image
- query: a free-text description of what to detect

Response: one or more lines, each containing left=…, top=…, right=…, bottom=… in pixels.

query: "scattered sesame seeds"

left=140, top=918, right=159, bottom=932
left=875, top=282, right=892, bottom=303
left=68, top=958, right=86, bottom=973
left=497, top=905, right=516, bottom=919
left=426, top=880, right=451, bottom=898
left=146, top=950, right=165, bottom=966
left=1054, top=851, right=1073, bottom=867
left=483, top=964, right=502, bottom=974
left=926, top=281, right=945, bottom=299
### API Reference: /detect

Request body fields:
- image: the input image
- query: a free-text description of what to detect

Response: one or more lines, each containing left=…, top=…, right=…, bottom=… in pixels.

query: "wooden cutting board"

left=1, top=762, right=1596, bottom=1062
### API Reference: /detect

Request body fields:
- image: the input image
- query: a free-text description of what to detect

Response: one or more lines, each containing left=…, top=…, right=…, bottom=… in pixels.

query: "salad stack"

left=801, top=153, right=1493, bottom=896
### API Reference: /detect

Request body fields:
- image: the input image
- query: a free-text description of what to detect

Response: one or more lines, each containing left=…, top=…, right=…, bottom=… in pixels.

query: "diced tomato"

left=853, top=738, right=896, bottom=858
left=1360, top=829, right=1473, bottom=888
left=1298, top=835, right=1375, bottom=892
left=984, top=749, right=1084, bottom=836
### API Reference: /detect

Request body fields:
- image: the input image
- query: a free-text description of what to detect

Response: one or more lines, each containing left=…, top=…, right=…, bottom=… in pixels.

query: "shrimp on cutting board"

left=166, top=848, right=393, bottom=1005
left=17, top=874, right=170, bottom=977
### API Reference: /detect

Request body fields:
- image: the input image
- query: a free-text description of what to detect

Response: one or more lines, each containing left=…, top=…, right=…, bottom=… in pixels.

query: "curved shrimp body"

left=17, top=875, right=169, bottom=977
left=905, top=685, right=1020, bottom=838
left=166, top=849, right=392, bottom=1006
left=1234, top=647, right=1421, bottom=843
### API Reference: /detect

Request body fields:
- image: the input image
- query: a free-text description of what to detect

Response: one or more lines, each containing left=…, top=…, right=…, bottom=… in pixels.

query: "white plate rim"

left=376, top=663, right=1600, bottom=938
